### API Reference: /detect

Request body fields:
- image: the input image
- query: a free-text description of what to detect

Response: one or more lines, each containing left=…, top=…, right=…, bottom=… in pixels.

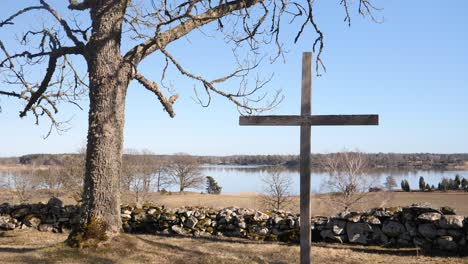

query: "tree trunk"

left=68, top=0, right=130, bottom=247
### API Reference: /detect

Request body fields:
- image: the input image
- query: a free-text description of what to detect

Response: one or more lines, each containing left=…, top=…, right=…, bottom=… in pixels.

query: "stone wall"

left=0, top=198, right=467, bottom=255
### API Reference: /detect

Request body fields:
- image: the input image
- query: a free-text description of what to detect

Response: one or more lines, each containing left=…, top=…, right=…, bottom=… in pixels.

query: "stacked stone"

left=314, top=205, right=467, bottom=254
left=0, top=199, right=467, bottom=255
left=0, top=197, right=79, bottom=233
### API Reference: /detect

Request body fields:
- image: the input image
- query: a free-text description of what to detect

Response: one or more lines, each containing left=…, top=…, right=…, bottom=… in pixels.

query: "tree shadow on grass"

left=315, top=243, right=466, bottom=258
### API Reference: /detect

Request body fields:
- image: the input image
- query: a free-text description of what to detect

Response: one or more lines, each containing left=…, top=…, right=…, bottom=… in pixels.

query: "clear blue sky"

left=1, top=0, right=467, bottom=157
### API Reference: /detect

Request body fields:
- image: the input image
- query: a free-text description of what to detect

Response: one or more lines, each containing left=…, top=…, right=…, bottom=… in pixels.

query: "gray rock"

left=253, top=211, right=269, bottom=221
left=405, top=222, right=418, bottom=237
left=121, top=213, right=131, bottom=221
left=398, top=232, right=411, bottom=242
left=184, top=215, right=198, bottom=229
left=320, top=230, right=344, bottom=243
left=329, top=219, right=346, bottom=235
left=371, top=226, right=388, bottom=245
left=436, top=229, right=447, bottom=237
left=417, top=212, right=441, bottom=222
left=397, top=238, right=411, bottom=247
left=238, top=221, right=246, bottom=229
left=418, top=223, right=438, bottom=239
left=0, top=215, right=16, bottom=230
left=382, top=221, right=405, bottom=237
left=23, top=214, right=41, bottom=228
left=346, top=222, right=372, bottom=244
left=38, top=224, right=54, bottom=232
left=439, top=215, right=464, bottom=229
left=47, top=197, right=63, bottom=208
left=11, top=207, right=30, bottom=218
left=171, top=225, right=187, bottom=235
left=436, top=236, right=458, bottom=252
left=440, top=206, right=456, bottom=215
left=363, top=215, right=381, bottom=225
left=447, top=229, right=464, bottom=240
left=413, top=236, right=431, bottom=250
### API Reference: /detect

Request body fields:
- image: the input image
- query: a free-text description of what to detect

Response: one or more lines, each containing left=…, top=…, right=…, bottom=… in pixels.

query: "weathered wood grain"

left=239, top=114, right=379, bottom=126
left=300, top=52, right=312, bottom=264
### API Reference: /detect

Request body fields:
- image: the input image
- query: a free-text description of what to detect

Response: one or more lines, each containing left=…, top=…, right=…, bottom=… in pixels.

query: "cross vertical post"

left=299, top=52, right=312, bottom=264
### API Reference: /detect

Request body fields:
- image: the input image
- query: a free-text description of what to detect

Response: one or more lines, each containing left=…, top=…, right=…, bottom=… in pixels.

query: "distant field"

left=0, top=230, right=467, bottom=264
left=1, top=189, right=468, bottom=216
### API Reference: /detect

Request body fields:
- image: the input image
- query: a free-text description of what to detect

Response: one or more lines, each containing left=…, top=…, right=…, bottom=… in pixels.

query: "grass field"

left=0, top=229, right=467, bottom=264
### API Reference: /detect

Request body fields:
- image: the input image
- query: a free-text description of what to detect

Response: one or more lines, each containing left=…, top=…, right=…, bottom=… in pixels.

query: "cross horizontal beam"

left=239, top=114, right=379, bottom=126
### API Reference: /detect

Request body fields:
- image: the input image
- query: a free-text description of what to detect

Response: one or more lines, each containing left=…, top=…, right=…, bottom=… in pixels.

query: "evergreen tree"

left=462, top=178, right=468, bottom=191
left=405, top=180, right=411, bottom=192
left=206, top=176, right=222, bottom=194
left=419, top=176, right=425, bottom=192
left=454, top=174, right=461, bottom=190
left=425, top=183, right=431, bottom=192
left=401, top=180, right=406, bottom=191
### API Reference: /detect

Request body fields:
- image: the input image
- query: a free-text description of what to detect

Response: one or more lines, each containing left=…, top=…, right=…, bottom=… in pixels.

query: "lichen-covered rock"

left=0, top=215, right=16, bottom=230
left=184, top=215, right=198, bottom=229
left=253, top=211, right=269, bottom=222
left=171, top=225, right=187, bottom=235
left=23, top=214, right=41, bottom=228
left=440, top=206, right=456, bottom=215
left=439, top=215, right=464, bottom=229
left=347, top=222, right=372, bottom=244
left=382, top=221, right=405, bottom=237
left=417, top=212, right=441, bottom=222
left=363, top=215, right=381, bottom=225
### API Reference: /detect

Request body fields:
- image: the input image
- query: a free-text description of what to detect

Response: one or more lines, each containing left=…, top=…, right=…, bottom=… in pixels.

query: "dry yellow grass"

left=0, top=230, right=467, bottom=264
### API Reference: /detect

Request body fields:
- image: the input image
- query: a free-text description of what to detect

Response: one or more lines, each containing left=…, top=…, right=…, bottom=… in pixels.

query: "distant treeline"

left=3, top=152, right=468, bottom=170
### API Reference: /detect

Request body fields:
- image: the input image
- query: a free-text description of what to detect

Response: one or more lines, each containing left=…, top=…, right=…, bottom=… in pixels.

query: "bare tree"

left=36, top=167, right=63, bottom=197
left=320, top=151, right=375, bottom=212
left=168, top=155, right=205, bottom=192
left=0, top=0, right=380, bottom=243
left=60, top=150, right=86, bottom=203
left=6, top=170, right=38, bottom=203
left=121, top=149, right=157, bottom=204
left=260, top=170, right=293, bottom=211
left=153, top=160, right=171, bottom=193
left=384, top=175, right=397, bottom=191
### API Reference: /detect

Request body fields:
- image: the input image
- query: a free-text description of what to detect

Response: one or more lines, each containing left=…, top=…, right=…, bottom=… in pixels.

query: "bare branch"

left=134, top=72, right=178, bottom=118
left=0, top=6, right=45, bottom=28
left=124, top=0, right=263, bottom=65
left=40, top=0, right=85, bottom=47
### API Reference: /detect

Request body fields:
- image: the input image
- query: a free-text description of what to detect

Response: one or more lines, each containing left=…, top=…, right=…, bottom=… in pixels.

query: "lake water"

left=200, top=165, right=468, bottom=194
left=1, top=166, right=467, bottom=195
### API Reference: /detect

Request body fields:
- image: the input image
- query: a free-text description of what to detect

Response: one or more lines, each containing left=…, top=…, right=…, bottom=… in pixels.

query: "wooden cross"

left=239, top=52, right=379, bottom=264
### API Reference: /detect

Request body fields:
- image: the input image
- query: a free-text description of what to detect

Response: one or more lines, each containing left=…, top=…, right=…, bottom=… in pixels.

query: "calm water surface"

left=200, top=165, right=468, bottom=194
left=1, top=166, right=467, bottom=194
